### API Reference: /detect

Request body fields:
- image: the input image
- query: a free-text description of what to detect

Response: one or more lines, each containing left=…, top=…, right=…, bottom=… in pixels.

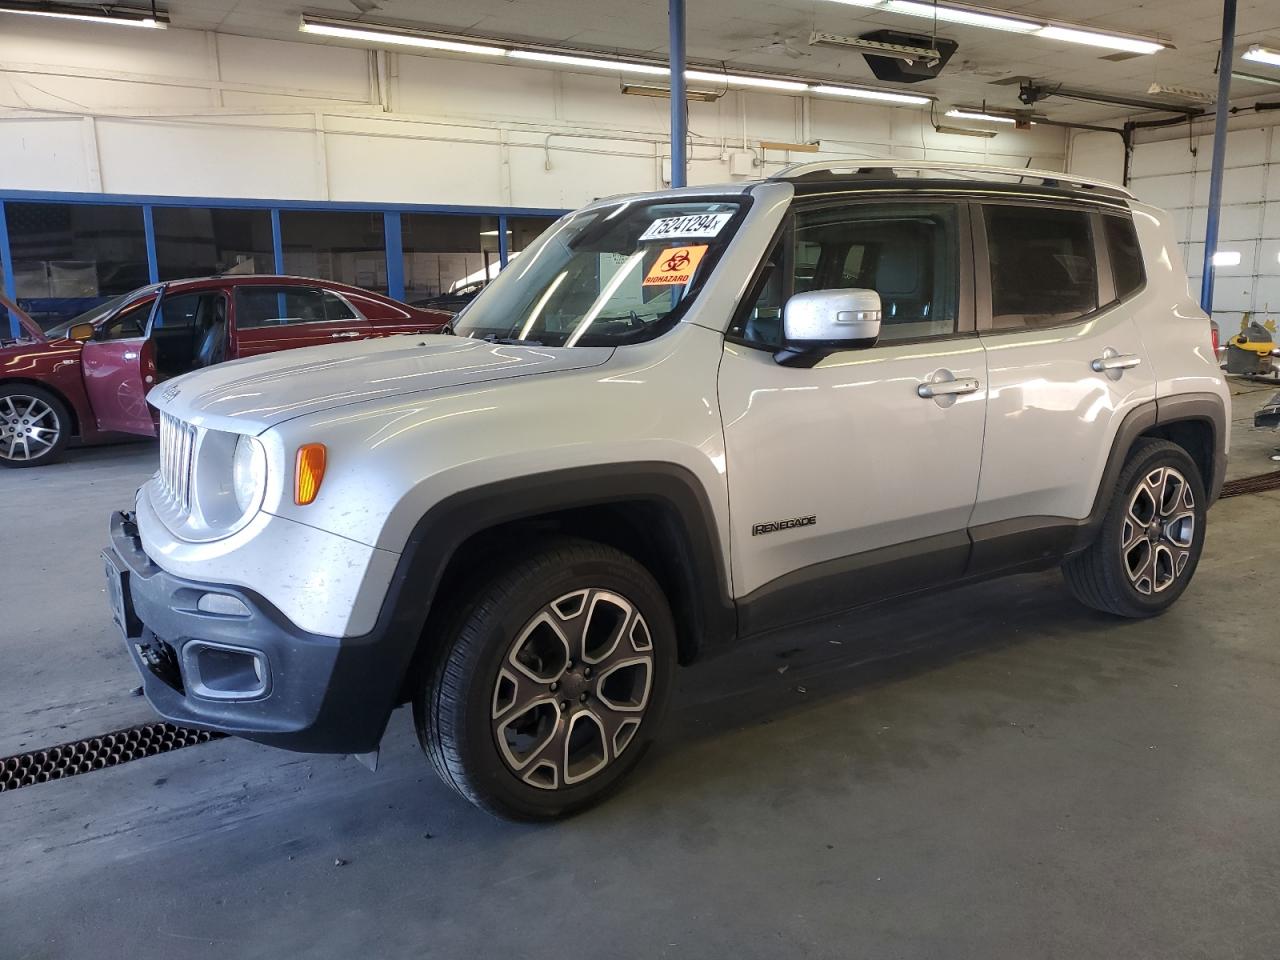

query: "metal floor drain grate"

left=1220, top=471, right=1280, bottom=498
left=1, top=722, right=224, bottom=792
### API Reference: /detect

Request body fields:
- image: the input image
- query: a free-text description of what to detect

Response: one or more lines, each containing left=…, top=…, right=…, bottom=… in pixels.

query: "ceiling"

left=165, top=0, right=1280, bottom=124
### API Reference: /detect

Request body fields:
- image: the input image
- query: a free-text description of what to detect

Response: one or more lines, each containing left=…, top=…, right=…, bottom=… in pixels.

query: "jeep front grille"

left=158, top=412, right=196, bottom=513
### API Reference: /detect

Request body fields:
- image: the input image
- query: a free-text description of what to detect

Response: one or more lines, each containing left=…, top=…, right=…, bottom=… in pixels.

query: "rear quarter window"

left=1104, top=215, right=1145, bottom=301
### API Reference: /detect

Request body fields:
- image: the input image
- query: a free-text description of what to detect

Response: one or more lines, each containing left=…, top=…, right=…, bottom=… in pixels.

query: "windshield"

left=42, top=285, right=159, bottom=338
left=454, top=198, right=747, bottom=347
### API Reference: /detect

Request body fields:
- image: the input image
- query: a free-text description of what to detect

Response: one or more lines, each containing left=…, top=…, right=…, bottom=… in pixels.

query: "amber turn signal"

left=294, top=443, right=327, bottom=505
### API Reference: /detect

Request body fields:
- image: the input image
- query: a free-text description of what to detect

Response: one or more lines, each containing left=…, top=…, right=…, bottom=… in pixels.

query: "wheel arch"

left=385, top=463, right=737, bottom=701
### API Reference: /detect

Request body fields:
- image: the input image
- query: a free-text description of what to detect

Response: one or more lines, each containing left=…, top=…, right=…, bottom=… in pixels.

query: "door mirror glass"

left=68, top=322, right=96, bottom=342
left=778, top=289, right=881, bottom=365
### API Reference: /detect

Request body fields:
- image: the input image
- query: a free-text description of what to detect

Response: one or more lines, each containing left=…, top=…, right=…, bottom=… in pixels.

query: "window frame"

left=231, top=284, right=367, bottom=331
left=972, top=198, right=1126, bottom=335
left=726, top=192, right=976, bottom=353
left=1100, top=212, right=1147, bottom=305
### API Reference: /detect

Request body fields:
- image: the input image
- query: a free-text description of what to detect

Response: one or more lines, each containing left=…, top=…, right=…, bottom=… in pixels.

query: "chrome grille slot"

left=158, top=412, right=196, bottom=513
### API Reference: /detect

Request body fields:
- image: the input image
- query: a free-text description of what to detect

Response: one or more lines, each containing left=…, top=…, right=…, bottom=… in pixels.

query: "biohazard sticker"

left=638, top=212, right=733, bottom=242
left=643, top=245, right=708, bottom=286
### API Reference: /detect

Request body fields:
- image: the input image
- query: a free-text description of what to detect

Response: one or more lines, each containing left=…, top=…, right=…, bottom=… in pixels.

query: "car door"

left=230, top=284, right=372, bottom=359
left=718, top=197, right=987, bottom=633
left=80, top=294, right=160, bottom=436
left=967, top=200, right=1157, bottom=569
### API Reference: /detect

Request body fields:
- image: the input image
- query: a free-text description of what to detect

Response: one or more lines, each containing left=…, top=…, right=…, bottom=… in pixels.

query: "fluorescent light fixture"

left=946, top=108, right=1016, bottom=124
left=810, top=84, right=930, bottom=105
left=883, top=0, right=1039, bottom=33
left=687, top=70, right=808, bottom=91
left=1242, top=44, right=1280, bottom=67
left=478, top=230, right=512, bottom=236
left=0, top=2, right=166, bottom=27
left=1233, top=70, right=1280, bottom=88
left=1211, top=250, right=1241, bottom=267
left=1036, top=25, right=1164, bottom=54
left=935, top=124, right=998, bottom=138
left=809, top=31, right=942, bottom=62
left=510, top=49, right=667, bottom=76
left=300, top=18, right=506, bottom=56
left=1146, top=81, right=1214, bottom=103
left=622, top=84, right=722, bottom=102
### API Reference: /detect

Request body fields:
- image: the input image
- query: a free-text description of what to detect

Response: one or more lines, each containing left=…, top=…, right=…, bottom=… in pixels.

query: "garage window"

left=153, top=208, right=274, bottom=280
left=400, top=213, right=501, bottom=307
left=279, top=211, right=388, bottom=293
left=985, top=206, right=1098, bottom=330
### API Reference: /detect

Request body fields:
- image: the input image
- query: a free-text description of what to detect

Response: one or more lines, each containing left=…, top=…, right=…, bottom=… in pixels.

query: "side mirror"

left=775, top=288, right=882, bottom=367
left=68, top=322, right=96, bottom=342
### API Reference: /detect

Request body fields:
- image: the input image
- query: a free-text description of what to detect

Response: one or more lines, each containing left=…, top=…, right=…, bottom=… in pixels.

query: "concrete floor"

left=2, top=390, right=1279, bottom=959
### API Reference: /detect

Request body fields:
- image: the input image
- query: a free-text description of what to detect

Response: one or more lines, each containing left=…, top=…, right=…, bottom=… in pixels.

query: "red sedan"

left=0, top=275, right=453, bottom=467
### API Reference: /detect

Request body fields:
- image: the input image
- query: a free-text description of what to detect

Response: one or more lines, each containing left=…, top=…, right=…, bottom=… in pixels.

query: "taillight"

left=1210, top=324, right=1219, bottom=354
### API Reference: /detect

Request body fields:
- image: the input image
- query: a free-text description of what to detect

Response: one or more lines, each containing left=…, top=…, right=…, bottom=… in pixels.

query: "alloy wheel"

left=0, top=395, right=62, bottom=463
left=491, top=588, right=655, bottom=791
left=1121, top=466, right=1196, bottom=595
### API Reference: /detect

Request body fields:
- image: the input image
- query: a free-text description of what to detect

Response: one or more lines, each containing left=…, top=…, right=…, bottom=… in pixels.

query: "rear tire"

left=0, top=384, right=71, bottom=467
left=415, top=537, right=676, bottom=820
left=1063, top=438, right=1206, bottom=618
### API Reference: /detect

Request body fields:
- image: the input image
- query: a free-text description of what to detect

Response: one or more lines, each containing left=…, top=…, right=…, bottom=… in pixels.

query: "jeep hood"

left=149, top=335, right=614, bottom=433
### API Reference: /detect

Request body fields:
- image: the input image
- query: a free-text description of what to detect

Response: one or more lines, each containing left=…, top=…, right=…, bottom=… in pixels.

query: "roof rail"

left=770, top=159, right=1133, bottom=199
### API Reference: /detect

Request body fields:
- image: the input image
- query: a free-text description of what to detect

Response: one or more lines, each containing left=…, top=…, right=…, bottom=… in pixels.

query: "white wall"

left=0, top=19, right=1067, bottom=210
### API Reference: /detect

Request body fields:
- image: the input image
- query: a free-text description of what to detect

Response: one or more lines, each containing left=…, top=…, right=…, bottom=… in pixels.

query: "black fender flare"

left=374, top=462, right=737, bottom=689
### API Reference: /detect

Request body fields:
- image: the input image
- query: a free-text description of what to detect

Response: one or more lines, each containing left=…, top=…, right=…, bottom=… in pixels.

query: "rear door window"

left=234, top=286, right=360, bottom=329
left=984, top=206, right=1098, bottom=330
left=1103, top=214, right=1145, bottom=301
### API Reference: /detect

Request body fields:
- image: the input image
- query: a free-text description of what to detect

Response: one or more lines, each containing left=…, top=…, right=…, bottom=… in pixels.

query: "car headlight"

left=232, top=435, right=267, bottom=515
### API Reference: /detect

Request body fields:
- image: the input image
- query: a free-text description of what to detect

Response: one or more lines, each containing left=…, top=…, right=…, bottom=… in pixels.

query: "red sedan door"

left=230, top=283, right=371, bottom=359
left=80, top=295, right=160, bottom=436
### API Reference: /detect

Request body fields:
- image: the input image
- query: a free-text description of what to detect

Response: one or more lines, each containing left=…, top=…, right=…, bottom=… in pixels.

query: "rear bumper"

left=106, top=511, right=405, bottom=754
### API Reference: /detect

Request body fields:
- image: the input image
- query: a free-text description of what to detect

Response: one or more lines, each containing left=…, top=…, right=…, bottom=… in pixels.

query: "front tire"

left=415, top=538, right=676, bottom=820
left=0, top=385, right=70, bottom=467
left=1063, top=438, right=1206, bottom=617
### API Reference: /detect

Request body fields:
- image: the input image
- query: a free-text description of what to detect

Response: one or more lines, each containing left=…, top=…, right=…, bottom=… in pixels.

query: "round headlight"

left=231, top=435, right=267, bottom=514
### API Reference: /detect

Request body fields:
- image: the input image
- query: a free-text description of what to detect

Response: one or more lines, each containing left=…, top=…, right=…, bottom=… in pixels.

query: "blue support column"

left=142, top=205, right=159, bottom=284
left=1199, top=0, right=1237, bottom=314
left=498, top=214, right=510, bottom=269
left=270, top=209, right=285, bottom=274
left=669, top=0, right=687, bottom=188
left=383, top=211, right=405, bottom=301
left=0, top=202, right=17, bottom=339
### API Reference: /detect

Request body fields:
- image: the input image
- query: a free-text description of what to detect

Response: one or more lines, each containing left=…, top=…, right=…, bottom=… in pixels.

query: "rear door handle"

left=329, top=331, right=361, bottom=339
left=1091, top=351, right=1142, bottom=373
left=917, top=377, right=980, bottom=399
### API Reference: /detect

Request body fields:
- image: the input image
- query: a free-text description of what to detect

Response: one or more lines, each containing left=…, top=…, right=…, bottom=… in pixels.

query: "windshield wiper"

left=481, top=335, right=544, bottom=346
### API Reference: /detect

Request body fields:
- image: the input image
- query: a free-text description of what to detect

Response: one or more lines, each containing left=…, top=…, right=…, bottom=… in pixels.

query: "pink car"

left=0, top=275, right=453, bottom=467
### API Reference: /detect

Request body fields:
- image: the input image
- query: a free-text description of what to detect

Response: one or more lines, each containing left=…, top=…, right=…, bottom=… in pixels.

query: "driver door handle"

left=917, top=377, right=980, bottom=399
left=1091, top=353, right=1142, bottom=373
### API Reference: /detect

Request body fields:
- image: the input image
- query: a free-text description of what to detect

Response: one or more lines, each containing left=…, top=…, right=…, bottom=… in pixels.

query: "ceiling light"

left=1036, top=25, right=1164, bottom=55
left=809, top=31, right=942, bottom=62
left=1211, top=250, right=1241, bottom=267
left=946, top=108, right=1017, bottom=124
left=510, top=50, right=667, bottom=76
left=622, top=84, right=723, bottom=102
left=934, top=124, right=998, bottom=138
left=1146, top=82, right=1214, bottom=103
left=882, top=0, right=1039, bottom=33
left=1233, top=70, right=1280, bottom=88
left=810, top=84, right=931, bottom=105
left=1242, top=44, right=1280, bottom=68
left=300, top=17, right=506, bottom=56
left=687, top=70, right=808, bottom=91
left=0, top=2, right=167, bottom=28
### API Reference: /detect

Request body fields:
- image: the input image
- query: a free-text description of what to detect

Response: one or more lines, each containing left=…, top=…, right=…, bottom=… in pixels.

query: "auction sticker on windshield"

left=638, top=212, right=733, bottom=242
left=643, top=245, right=708, bottom=286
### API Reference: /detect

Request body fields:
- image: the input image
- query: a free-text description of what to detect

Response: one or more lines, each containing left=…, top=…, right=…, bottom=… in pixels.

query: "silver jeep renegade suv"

left=104, top=161, right=1229, bottom=819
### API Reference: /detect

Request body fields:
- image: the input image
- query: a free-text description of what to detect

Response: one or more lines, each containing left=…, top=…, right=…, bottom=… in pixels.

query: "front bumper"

left=105, top=511, right=407, bottom=753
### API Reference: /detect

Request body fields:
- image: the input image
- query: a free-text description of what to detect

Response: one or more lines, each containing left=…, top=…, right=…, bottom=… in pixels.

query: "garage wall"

left=0, top=19, right=1068, bottom=209
left=1126, top=122, right=1280, bottom=332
